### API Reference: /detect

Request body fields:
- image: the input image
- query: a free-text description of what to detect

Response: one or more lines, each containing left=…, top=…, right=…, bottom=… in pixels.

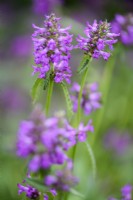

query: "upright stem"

left=45, top=78, right=54, bottom=116
left=76, top=66, right=89, bottom=125
left=92, top=45, right=120, bottom=145
left=72, top=56, right=91, bottom=161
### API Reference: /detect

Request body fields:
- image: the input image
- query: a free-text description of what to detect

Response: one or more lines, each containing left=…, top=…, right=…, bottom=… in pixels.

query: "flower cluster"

left=71, top=82, right=101, bottom=115
left=32, top=13, right=73, bottom=83
left=109, top=184, right=132, bottom=200
left=111, top=14, right=133, bottom=45
left=76, top=20, right=120, bottom=60
left=17, top=106, right=93, bottom=199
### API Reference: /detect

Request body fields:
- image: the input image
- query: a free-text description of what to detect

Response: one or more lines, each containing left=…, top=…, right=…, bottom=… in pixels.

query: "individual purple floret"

left=121, top=184, right=132, bottom=200
left=17, top=183, right=40, bottom=199
left=76, top=20, right=120, bottom=60
left=32, top=13, right=73, bottom=83
left=71, top=82, right=102, bottom=115
left=111, top=13, right=133, bottom=45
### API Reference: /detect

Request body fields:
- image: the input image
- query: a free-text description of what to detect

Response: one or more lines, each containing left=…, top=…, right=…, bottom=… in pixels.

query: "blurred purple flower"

left=104, top=129, right=132, bottom=155
left=111, top=13, right=133, bottom=45
left=11, top=35, right=32, bottom=58
left=32, top=13, right=73, bottom=83
left=32, top=0, right=63, bottom=15
left=17, top=105, right=93, bottom=172
left=71, top=82, right=102, bottom=115
left=108, top=184, right=132, bottom=200
left=45, top=167, right=79, bottom=191
left=76, top=20, right=119, bottom=60
left=0, top=87, right=30, bottom=113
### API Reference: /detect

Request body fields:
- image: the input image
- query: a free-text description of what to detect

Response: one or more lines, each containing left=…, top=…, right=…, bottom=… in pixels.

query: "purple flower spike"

left=111, top=13, right=133, bottom=45
left=32, top=13, right=73, bottom=83
left=71, top=82, right=102, bottom=115
left=76, top=20, right=119, bottom=60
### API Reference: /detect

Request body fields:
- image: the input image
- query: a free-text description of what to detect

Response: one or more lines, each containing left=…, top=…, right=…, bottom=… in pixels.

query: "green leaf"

left=25, top=177, right=47, bottom=193
left=61, top=82, right=74, bottom=120
left=78, top=55, right=91, bottom=74
left=70, top=189, right=85, bottom=199
left=31, top=78, right=43, bottom=103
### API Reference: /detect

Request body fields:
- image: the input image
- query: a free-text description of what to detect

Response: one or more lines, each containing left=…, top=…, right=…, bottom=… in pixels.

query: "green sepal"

left=31, top=78, right=43, bottom=103
left=25, top=177, right=47, bottom=193
left=61, top=82, right=74, bottom=120
left=43, top=71, right=51, bottom=90
left=78, top=55, right=91, bottom=74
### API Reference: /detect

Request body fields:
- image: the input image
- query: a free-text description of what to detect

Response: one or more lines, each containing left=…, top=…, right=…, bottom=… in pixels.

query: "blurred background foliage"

left=0, top=0, right=133, bottom=199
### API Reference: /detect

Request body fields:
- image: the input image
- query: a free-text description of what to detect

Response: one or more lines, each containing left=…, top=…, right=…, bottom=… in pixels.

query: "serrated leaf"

left=31, top=78, right=43, bottom=103
left=70, top=189, right=85, bottom=199
left=25, top=177, right=47, bottom=193
left=78, top=55, right=91, bottom=74
left=61, top=82, right=74, bottom=120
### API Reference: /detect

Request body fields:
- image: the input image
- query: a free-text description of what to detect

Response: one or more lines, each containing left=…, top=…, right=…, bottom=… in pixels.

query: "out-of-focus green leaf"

left=31, top=78, right=43, bottom=103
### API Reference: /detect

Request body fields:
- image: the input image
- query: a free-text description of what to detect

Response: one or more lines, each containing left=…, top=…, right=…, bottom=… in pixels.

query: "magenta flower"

left=111, top=13, right=133, bottom=45
left=76, top=20, right=120, bottom=60
left=121, top=185, right=132, bottom=200
left=32, top=13, right=73, bottom=83
left=16, top=106, right=93, bottom=173
left=71, top=82, right=102, bottom=115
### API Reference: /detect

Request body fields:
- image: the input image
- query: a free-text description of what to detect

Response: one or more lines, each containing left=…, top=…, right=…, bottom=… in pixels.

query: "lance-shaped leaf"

left=31, top=78, right=43, bottom=103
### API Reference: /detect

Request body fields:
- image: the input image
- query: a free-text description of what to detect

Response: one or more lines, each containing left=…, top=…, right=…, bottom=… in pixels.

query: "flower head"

left=76, top=20, right=119, bottom=60
left=17, top=105, right=93, bottom=173
left=32, top=13, right=73, bottom=83
left=111, top=13, right=133, bottom=45
left=71, top=82, right=102, bottom=115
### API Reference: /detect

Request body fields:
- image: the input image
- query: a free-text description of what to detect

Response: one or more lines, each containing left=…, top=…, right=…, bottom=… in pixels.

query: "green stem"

left=45, top=78, right=54, bottom=116
left=76, top=66, right=89, bottom=125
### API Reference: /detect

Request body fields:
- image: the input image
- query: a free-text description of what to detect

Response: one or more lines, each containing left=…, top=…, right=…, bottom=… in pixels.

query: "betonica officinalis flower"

left=16, top=12, right=124, bottom=200
left=32, top=13, right=73, bottom=83
left=76, top=20, right=120, bottom=60
left=111, top=13, right=133, bottom=45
